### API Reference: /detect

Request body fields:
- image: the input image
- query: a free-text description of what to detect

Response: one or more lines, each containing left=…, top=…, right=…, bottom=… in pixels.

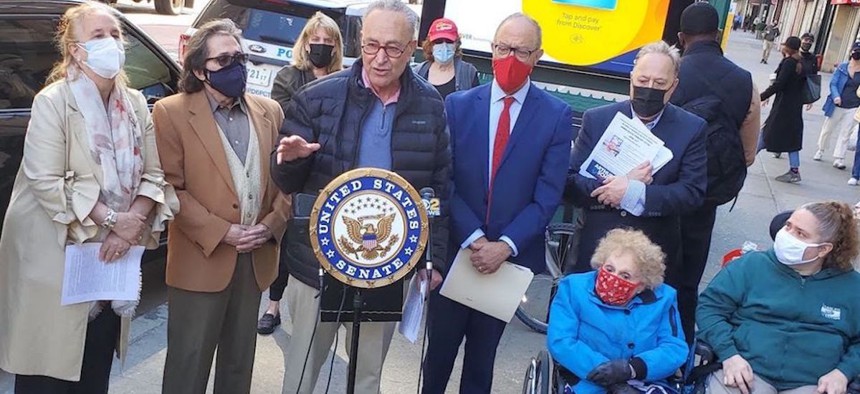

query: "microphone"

left=419, top=187, right=436, bottom=275
left=420, top=187, right=440, bottom=217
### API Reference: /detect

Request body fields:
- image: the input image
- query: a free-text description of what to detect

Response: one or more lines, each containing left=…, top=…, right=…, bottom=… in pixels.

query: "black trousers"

left=666, top=203, right=718, bottom=344
left=268, top=232, right=290, bottom=302
left=14, top=310, right=120, bottom=394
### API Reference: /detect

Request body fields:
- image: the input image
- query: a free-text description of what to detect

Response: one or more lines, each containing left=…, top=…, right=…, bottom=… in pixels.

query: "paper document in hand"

left=579, top=112, right=665, bottom=181
left=61, top=244, right=144, bottom=306
left=439, top=249, right=534, bottom=323
left=398, top=274, right=427, bottom=343
left=652, top=147, right=674, bottom=174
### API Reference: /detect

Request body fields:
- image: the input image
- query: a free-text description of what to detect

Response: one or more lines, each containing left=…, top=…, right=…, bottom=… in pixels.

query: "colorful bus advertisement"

left=445, top=0, right=672, bottom=76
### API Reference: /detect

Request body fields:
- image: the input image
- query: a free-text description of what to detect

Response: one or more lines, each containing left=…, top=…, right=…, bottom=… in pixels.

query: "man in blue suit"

left=567, top=41, right=707, bottom=278
left=422, top=13, right=572, bottom=394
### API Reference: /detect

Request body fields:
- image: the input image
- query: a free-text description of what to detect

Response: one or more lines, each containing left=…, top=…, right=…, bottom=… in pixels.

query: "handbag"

left=802, top=74, right=822, bottom=104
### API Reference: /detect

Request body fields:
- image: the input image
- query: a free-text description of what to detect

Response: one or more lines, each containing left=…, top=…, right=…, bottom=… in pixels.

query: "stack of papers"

left=398, top=274, right=427, bottom=343
left=579, top=112, right=673, bottom=181
left=61, top=244, right=144, bottom=306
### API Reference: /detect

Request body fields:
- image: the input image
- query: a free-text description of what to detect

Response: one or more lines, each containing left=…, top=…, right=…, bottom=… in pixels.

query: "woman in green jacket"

left=697, top=201, right=860, bottom=394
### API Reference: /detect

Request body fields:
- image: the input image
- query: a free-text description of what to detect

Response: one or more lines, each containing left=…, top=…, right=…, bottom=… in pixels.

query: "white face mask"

left=773, top=228, right=824, bottom=266
left=432, top=42, right=456, bottom=64
left=78, top=37, right=125, bottom=79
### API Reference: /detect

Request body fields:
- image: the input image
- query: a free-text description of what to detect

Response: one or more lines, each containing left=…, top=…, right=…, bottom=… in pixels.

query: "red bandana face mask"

left=492, top=55, right=533, bottom=94
left=595, top=267, right=639, bottom=306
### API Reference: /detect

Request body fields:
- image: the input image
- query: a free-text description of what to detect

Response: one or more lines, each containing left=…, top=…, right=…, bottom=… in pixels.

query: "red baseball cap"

left=427, top=18, right=459, bottom=42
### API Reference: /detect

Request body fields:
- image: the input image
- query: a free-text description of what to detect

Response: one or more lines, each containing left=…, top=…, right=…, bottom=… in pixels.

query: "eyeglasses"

left=205, top=52, right=249, bottom=67
left=361, top=42, right=407, bottom=58
left=492, top=44, right=537, bottom=61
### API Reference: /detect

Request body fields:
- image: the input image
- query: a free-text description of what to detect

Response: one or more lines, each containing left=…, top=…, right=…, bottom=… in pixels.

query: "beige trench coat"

left=0, top=80, right=178, bottom=381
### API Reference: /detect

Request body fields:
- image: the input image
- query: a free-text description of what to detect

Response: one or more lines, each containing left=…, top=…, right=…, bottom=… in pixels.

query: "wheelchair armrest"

left=849, top=375, right=860, bottom=394
left=695, top=340, right=717, bottom=364
left=547, top=222, right=577, bottom=235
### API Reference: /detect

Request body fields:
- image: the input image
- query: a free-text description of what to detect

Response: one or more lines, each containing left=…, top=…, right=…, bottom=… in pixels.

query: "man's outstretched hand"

left=276, top=135, right=320, bottom=164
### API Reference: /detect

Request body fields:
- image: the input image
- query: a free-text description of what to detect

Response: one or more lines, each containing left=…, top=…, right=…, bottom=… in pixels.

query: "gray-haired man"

left=270, top=1, right=451, bottom=393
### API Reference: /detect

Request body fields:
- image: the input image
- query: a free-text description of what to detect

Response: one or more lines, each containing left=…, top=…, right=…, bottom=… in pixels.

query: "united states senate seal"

left=310, top=168, right=429, bottom=288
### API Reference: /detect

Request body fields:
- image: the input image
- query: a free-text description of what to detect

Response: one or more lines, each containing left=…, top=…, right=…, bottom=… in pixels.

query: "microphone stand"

left=417, top=188, right=436, bottom=393
left=346, top=288, right=362, bottom=394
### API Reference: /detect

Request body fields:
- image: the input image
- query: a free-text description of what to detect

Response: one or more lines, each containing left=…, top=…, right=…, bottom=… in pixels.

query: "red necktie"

left=487, top=96, right=514, bottom=223
left=491, top=96, right=515, bottom=180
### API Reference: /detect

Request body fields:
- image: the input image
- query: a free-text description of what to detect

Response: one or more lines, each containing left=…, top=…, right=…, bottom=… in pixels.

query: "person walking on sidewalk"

left=848, top=91, right=860, bottom=185
left=760, top=22, right=780, bottom=64
left=814, top=42, right=860, bottom=169
left=753, top=17, right=763, bottom=38
left=759, top=36, right=806, bottom=183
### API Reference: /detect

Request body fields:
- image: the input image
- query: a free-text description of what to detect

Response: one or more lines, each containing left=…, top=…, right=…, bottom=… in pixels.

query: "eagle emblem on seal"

left=339, top=214, right=400, bottom=260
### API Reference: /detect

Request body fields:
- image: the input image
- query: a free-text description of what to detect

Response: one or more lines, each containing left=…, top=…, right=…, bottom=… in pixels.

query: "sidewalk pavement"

left=2, top=30, right=859, bottom=394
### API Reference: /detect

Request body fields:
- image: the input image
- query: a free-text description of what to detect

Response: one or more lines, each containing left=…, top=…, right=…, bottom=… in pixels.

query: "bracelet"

left=101, top=209, right=118, bottom=230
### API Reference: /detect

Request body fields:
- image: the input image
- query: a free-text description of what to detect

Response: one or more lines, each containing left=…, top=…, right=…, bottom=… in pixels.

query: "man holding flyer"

left=565, top=41, right=707, bottom=276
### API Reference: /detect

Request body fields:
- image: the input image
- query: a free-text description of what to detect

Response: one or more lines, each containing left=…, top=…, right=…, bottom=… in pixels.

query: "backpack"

left=680, top=92, right=748, bottom=206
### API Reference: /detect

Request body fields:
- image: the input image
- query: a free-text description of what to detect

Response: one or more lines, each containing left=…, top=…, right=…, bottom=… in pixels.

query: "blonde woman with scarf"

left=0, top=2, right=177, bottom=392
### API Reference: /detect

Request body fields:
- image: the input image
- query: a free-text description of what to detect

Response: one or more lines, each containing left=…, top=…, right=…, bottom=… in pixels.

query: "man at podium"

left=270, top=1, right=451, bottom=393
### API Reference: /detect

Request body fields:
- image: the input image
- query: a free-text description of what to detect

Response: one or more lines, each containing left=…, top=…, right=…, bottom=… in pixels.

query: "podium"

left=309, top=168, right=431, bottom=393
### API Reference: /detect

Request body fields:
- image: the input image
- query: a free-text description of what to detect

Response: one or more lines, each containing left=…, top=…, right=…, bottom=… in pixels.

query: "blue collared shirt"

left=618, top=106, right=665, bottom=216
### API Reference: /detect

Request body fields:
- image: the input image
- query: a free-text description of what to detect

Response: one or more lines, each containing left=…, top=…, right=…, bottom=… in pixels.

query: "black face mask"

left=308, top=43, right=335, bottom=68
left=801, top=43, right=812, bottom=52
left=852, top=51, right=860, bottom=61
left=631, top=86, right=668, bottom=118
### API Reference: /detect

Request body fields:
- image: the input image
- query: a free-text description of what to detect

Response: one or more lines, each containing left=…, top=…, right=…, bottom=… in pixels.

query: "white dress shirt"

left=460, top=79, right=532, bottom=256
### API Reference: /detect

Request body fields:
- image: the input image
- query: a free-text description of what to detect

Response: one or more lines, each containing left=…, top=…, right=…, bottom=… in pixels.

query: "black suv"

left=0, top=0, right=181, bottom=259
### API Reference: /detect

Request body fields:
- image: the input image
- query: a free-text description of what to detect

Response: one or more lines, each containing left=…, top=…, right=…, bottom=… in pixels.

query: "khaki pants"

left=762, top=40, right=775, bottom=61
left=281, top=276, right=396, bottom=394
left=162, top=254, right=261, bottom=394
left=708, top=370, right=818, bottom=394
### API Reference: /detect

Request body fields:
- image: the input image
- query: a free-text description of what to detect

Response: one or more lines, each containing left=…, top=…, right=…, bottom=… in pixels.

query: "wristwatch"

left=101, top=208, right=118, bottom=230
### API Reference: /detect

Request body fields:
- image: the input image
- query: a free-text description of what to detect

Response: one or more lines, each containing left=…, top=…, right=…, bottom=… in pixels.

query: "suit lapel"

left=497, top=84, right=541, bottom=171
left=475, top=86, right=491, bottom=192
left=187, top=92, right=237, bottom=196
left=244, top=95, right=271, bottom=202
left=63, top=84, right=105, bottom=186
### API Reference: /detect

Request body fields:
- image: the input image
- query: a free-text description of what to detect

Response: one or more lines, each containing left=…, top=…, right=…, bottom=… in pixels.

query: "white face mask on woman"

left=78, top=37, right=125, bottom=79
left=432, top=42, right=455, bottom=64
left=774, top=228, right=825, bottom=265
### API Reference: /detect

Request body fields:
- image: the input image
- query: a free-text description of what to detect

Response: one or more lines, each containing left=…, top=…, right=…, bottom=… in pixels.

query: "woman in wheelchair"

left=697, top=201, right=860, bottom=394
left=547, top=229, right=689, bottom=394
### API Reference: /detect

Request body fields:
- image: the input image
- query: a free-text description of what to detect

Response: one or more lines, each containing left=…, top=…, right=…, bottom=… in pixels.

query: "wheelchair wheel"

left=522, top=351, right=553, bottom=394
left=516, top=223, right=576, bottom=334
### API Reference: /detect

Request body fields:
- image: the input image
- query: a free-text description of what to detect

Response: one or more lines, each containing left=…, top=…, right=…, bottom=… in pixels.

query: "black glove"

left=608, top=383, right=640, bottom=394
left=586, top=359, right=634, bottom=386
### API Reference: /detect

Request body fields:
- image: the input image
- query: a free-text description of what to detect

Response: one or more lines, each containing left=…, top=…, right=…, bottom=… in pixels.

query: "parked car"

left=100, top=0, right=195, bottom=16
left=0, top=0, right=181, bottom=262
left=183, top=0, right=371, bottom=98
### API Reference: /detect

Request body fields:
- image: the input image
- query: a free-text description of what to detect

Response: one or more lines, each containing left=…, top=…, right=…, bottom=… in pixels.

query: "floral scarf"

left=68, top=70, right=143, bottom=224
left=68, top=70, right=144, bottom=319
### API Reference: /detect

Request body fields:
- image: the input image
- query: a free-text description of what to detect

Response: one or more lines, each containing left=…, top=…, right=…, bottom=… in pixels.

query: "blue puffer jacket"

left=823, top=62, right=850, bottom=117
left=547, top=272, right=689, bottom=394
